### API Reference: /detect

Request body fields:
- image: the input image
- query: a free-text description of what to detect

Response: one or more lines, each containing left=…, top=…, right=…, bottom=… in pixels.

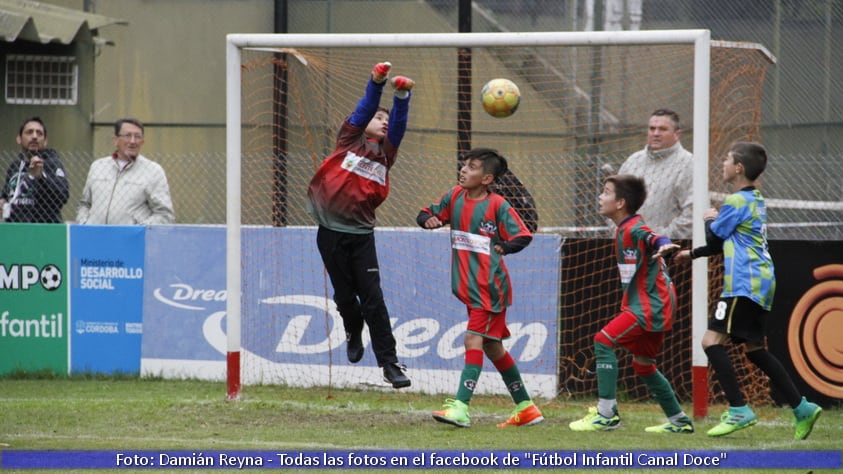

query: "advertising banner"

left=69, top=225, right=145, bottom=374
left=0, top=224, right=68, bottom=374
left=766, top=240, right=843, bottom=405
left=141, top=226, right=561, bottom=397
left=141, top=225, right=227, bottom=379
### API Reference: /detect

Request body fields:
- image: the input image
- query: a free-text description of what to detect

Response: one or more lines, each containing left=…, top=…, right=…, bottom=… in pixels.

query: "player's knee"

left=701, top=330, right=724, bottom=350
left=483, top=341, right=505, bottom=361
left=632, top=359, right=657, bottom=377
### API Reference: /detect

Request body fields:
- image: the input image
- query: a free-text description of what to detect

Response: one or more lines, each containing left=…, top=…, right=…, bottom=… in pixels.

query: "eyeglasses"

left=118, top=133, right=144, bottom=141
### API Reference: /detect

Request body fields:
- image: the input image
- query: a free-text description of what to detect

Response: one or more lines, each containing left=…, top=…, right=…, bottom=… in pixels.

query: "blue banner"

left=142, top=226, right=227, bottom=377
left=140, top=226, right=560, bottom=396
left=241, top=228, right=558, bottom=371
left=69, top=225, right=145, bottom=374
left=2, top=450, right=840, bottom=469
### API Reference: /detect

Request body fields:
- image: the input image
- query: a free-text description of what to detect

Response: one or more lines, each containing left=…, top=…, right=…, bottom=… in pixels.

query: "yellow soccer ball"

left=480, top=78, right=521, bottom=118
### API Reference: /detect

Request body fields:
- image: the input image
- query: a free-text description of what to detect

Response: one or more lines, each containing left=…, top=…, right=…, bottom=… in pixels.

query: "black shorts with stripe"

left=708, top=296, right=768, bottom=345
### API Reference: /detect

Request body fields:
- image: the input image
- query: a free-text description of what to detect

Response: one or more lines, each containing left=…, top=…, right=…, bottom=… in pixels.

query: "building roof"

left=0, top=0, right=126, bottom=45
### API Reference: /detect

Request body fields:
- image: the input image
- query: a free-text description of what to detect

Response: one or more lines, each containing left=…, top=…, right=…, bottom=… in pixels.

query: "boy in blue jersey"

left=674, top=141, right=822, bottom=439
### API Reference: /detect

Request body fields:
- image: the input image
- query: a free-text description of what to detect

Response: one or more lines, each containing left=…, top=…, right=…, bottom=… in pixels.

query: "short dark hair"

left=729, top=141, right=768, bottom=181
left=460, top=147, right=508, bottom=179
left=19, top=116, right=47, bottom=138
left=604, top=174, right=647, bottom=215
left=651, top=108, right=681, bottom=130
left=114, top=117, right=144, bottom=135
left=376, top=106, right=389, bottom=115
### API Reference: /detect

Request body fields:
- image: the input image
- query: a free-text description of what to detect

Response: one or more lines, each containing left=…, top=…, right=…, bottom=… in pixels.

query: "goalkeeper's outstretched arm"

left=387, top=75, right=414, bottom=148
left=348, top=62, right=391, bottom=128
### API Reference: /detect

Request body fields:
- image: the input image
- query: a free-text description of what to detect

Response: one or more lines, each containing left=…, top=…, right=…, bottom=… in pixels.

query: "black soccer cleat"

left=383, top=362, right=411, bottom=389
left=346, top=330, right=364, bottom=363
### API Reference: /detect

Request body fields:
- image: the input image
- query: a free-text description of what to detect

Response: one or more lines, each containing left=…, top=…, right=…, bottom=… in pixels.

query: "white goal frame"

left=225, top=30, right=712, bottom=415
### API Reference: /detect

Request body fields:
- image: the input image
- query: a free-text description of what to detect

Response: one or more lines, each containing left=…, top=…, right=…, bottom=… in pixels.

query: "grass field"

left=1, top=375, right=841, bottom=473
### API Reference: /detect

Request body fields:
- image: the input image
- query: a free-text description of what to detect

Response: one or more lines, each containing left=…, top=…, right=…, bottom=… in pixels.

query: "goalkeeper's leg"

left=316, top=227, right=364, bottom=363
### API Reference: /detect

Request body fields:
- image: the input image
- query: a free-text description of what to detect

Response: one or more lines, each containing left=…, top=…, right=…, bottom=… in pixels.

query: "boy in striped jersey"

left=674, top=141, right=821, bottom=439
left=570, top=174, right=693, bottom=433
left=418, top=148, right=543, bottom=428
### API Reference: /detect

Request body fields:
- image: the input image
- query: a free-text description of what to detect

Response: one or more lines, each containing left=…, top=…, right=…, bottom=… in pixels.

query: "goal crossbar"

left=229, top=30, right=709, bottom=49
left=225, top=30, right=711, bottom=415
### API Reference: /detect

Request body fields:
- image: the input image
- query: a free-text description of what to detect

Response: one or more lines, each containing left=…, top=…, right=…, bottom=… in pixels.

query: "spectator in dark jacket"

left=1, top=117, right=69, bottom=223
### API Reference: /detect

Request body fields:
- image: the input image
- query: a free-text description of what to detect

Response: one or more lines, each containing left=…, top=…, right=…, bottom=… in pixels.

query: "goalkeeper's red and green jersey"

left=614, top=214, right=676, bottom=332
left=422, top=186, right=532, bottom=313
left=307, top=79, right=409, bottom=234
left=306, top=121, right=396, bottom=234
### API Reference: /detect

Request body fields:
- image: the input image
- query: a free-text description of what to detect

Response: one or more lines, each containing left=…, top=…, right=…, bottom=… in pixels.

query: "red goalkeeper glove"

left=372, top=62, right=392, bottom=83
left=391, top=76, right=415, bottom=92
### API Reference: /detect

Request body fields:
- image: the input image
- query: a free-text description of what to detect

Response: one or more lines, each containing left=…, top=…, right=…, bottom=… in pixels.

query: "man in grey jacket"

left=77, top=118, right=174, bottom=225
left=618, top=109, right=694, bottom=239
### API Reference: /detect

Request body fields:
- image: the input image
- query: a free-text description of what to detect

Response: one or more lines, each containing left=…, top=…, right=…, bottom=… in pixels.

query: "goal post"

left=689, top=32, right=711, bottom=419
left=224, top=30, right=769, bottom=417
left=225, top=38, right=242, bottom=401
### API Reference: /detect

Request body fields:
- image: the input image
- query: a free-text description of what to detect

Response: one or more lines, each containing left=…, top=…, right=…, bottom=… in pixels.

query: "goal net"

left=226, top=31, right=773, bottom=413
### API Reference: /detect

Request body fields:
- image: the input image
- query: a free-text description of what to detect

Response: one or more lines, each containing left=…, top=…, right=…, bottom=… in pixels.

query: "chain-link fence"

left=1, top=149, right=839, bottom=240
left=288, top=0, right=843, bottom=157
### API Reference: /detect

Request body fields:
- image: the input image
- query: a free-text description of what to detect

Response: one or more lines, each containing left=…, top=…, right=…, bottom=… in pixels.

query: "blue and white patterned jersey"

left=710, top=187, right=776, bottom=310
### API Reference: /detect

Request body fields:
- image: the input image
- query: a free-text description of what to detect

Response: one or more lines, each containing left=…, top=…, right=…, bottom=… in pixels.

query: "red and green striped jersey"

left=614, top=215, right=676, bottom=332
left=423, top=186, right=532, bottom=312
left=306, top=120, right=395, bottom=234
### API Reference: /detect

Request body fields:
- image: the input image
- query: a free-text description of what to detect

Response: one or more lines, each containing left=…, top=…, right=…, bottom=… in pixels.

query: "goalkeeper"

left=307, top=62, right=414, bottom=389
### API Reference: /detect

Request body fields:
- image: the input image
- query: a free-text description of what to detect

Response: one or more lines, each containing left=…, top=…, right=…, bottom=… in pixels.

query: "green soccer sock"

left=642, top=370, right=683, bottom=418
left=455, top=349, right=484, bottom=403
left=595, top=342, right=618, bottom=401
left=493, top=352, right=530, bottom=404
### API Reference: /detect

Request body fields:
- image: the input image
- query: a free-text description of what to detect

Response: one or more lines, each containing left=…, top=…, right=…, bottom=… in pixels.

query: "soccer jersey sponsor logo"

left=618, top=248, right=638, bottom=283
left=341, top=151, right=387, bottom=186
left=618, top=264, right=635, bottom=284
left=451, top=230, right=490, bottom=255
left=479, top=220, right=497, bottom=237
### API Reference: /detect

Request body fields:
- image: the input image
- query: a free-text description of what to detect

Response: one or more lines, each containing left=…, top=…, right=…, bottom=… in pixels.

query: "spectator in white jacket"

left=618, top=109, right=695, bottom=239
left=77, top=118, right=174, bottom=225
